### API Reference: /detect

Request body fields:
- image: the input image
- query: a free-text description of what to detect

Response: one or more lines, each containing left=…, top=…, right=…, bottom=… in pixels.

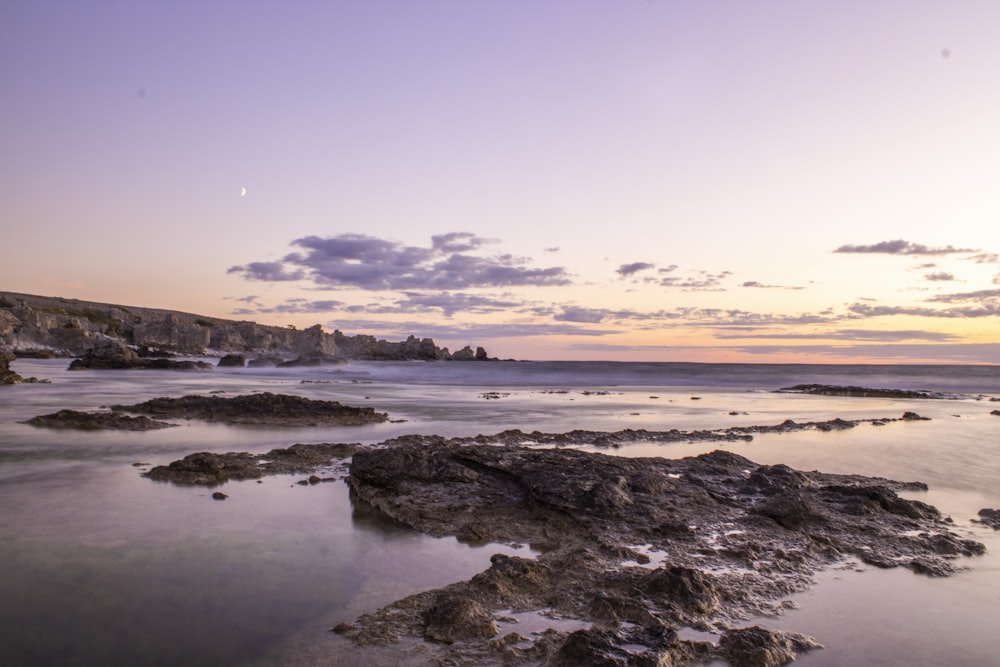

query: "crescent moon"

left=240, top=186, right=247, bottom=197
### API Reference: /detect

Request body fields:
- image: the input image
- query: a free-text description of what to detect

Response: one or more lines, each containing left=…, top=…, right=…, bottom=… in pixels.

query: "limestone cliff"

left=0, top=291, right=485, bottom=361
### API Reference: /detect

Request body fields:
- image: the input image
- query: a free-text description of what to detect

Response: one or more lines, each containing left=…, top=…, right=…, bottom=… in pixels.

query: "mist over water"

left=1, top=358, right=999, bottom=666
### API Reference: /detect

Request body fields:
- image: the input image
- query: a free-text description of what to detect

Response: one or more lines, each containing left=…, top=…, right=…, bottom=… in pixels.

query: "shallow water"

left=1, top=359, right=999, bottom=665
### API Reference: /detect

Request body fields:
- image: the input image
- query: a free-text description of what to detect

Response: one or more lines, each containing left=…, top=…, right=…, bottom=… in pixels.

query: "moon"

left=240, top=186, right=247, bottom=197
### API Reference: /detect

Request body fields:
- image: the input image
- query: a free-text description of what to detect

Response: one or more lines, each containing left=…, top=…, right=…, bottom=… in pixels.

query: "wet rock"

left=68, top=339, right=212, bottom=371
left=1, top=350, right=40, bottom=384
left=975, top=508, right=1000, bottom=529
left=423, top=592, right=498, bottom=643
left=776, top=384, right=947, bottom=399
left=211, top=492, right=228, bottom=501
left=113, top=391, right=388, bottom=426
left=23, top=409, right=175, bottom=430
left=332, top=441, right=981, bottom=665
left=216, top=354, right=246, bottom=367
left=718, top=626, right=822, bottom=667
left=276, top=352, right=345, bottom=367
left=144, top=442, right=358, bottom=485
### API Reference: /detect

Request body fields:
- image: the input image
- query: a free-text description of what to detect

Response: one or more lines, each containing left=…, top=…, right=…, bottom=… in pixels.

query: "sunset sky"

left=3, top=1, right=1000, bottom=363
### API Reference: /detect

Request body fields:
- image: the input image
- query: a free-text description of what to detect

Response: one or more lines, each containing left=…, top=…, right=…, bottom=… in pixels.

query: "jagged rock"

left=0, top=291, right=488, bottom=361
left=330, top=440, right=981, bottom=664
left=1, top=349, right=29, bottom=384
left=276, top=352, right=344, bottom=367
left=68, top=339, right=212, bottom=371
left=423, top=592, right=499, bottom=643
left=719, top=626, right=822, bottom=667
left=216, top=354, right=246, bottom=367
left=451, top=346, right=477, bottom=360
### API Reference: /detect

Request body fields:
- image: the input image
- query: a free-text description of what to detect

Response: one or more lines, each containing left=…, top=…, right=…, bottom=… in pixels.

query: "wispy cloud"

left=616, top=261, right=656, bottom=278
left=714, top=328, right=958, bottom=342
left=924, top=272, right=956, bottom=282
left=228, top=233, right=571, bottom=290
left=834, top=239, right=979, bottom=255
left=741, top=281, right=805, bottom=290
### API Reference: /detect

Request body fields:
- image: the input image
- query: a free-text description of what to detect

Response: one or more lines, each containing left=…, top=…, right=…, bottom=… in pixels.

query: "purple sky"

left=3, top=1, right=1000, bottom=362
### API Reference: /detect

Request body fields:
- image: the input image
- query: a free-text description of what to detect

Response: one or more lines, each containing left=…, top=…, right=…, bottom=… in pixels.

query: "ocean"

left=1, top=358, right=998, bottom=666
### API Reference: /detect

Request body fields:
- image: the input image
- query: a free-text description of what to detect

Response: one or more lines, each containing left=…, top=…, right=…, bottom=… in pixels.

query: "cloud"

left=227, top=261, right=306, bottom=282
left=229, top=233, right=571, bottom=290
left=925, top=288, right=1000, bottom=304
left=833, top=239, right=978, bottom=255
left=966, top=253, right=999, bottom=264
left=327, top=318, right=622, bottom=340
left=924, top=272, right=956, bottom=282
left=386, top=292, right=524, bottom=317
left=848, top=299, right=1000, bottom=318
left=714, top=328, right=958, bottom=342
left=660, top=270, right=732, bottom=290
left=741, top=281, right=805, bottom=290
left=616, top=262, right=656, bottom=278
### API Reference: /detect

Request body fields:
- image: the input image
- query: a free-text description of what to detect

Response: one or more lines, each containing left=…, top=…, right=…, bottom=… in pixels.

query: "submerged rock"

left=776, top=384, right=947, bottom=399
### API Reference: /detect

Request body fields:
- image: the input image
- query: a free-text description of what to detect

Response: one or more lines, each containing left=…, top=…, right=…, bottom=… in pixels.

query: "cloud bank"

left=229, top=233, right=571, bottom=290
left=834, top=239, right=978, bottom=255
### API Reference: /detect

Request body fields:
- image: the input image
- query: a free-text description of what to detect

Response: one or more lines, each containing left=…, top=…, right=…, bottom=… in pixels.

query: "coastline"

left=1, top=358, right=999, bottom=666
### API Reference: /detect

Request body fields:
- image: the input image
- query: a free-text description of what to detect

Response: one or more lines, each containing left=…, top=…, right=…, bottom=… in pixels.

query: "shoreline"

left=137, top=413, right=987, bottom=667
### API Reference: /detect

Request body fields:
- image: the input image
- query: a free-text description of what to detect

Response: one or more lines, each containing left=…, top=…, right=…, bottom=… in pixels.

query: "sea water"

left=1, top=359, right=998, bottom=666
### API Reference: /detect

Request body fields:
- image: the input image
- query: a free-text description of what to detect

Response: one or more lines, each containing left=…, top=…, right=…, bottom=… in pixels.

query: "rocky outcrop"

left=777, top=384, right=948, bottom=399
left=146, top=411, right=982, bottom=666
left=67, top=339, right=212, bottom=371
left=975, top=508, right=1000, bottom=529
left=113, top=391, right=388, bottom=426
left=216, top=354, right=246, bottom=367
left=330, top=442, right=982, bottom=666
left=0, top=291, right=490, bottom=362
left=144, top=442, right=357, bottom=485
left=24, top=409, right=175, bottom=430
left=0, top=350, right=43, bottom=384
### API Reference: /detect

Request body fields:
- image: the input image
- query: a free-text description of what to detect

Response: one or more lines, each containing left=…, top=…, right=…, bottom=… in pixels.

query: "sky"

left=3, top=1, right=1000, bottom=363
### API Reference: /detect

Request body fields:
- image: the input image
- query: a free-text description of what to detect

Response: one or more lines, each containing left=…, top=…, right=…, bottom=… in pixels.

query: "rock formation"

left=0, top=291, right=490, bottom=362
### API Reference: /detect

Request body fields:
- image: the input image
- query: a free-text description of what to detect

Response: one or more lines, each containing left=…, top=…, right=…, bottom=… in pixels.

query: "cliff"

left=0, top=291, right=488, bottom=362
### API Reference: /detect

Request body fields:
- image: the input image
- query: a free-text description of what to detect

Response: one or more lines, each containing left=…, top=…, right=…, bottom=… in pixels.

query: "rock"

left=1, top=349, right=30, bottom=384
left=217, top=354, right=246, bottom=367
left=211, top=492, right=228, bottom=500
left=114, top=392, right=388, bottom=426
left=450, top=346, right=477, bottom=361
left=144, top=442, right=357, bottom=485
left=718, top=626, right=822, bottom=667
left=23, top=409, right=175, bottom=430
left=1, top=290, right=486, bottom=361
left=68, top=339, right=212, bottom=371
left=423, top=592, right=498, bottom=643
left=975, top=508, right=1000, bottom=529
left=276, top=352, right=344, bottom=367
left=331, top=441, right=981, bottom=664
left=776, top=384, right=947, bottom=399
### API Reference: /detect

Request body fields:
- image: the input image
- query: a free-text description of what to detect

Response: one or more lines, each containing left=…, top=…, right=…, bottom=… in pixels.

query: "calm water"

left=1, top=359, right=999, bottom=666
